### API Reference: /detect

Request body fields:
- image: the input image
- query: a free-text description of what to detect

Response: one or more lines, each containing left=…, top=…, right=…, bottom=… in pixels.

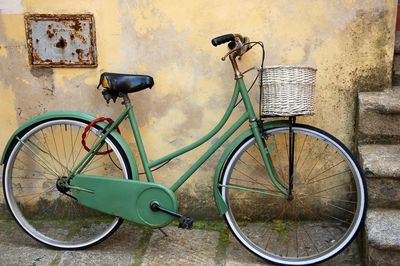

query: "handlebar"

left=211, top=34, right=235, bottom=47
left=211, top=33, right=251, bottom=57
left=211, top=33, right=253, bottom=78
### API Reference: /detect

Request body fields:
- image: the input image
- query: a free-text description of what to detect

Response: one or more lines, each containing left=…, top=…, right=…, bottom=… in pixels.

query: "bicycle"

left=1, top=33, right=366, bottom=265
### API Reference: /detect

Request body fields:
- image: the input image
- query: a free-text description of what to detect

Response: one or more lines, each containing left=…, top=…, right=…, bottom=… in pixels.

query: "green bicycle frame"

left=68, top=77, right=287, bottom=196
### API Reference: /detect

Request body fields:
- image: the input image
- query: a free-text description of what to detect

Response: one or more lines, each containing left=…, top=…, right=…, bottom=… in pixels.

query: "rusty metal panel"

left=25, top=14, right=97, bottom=67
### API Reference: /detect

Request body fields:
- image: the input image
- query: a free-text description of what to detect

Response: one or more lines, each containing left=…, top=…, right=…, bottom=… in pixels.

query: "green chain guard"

left=71, top=175, right=178, bottom=227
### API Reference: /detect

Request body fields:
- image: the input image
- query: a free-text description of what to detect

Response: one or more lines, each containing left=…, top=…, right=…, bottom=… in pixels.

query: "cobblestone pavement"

left=0, top=220, right=362, bottom=266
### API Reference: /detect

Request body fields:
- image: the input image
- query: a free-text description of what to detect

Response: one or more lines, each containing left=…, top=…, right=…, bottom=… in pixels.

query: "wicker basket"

left=259, top=66, right=316, bottom=117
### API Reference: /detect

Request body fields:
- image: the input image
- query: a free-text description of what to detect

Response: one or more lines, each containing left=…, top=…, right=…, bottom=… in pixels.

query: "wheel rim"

left=221, top=126, right=365, bottom=265
left=4, top=119, right=129, bottom=249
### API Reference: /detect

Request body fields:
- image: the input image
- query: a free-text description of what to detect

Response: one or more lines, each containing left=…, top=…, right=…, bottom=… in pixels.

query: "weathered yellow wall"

left=0, top=0, right=396, bottom=216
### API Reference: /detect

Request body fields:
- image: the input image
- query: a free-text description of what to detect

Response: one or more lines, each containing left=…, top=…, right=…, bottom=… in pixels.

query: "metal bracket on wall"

left=24, top=13, right=97, bottom=67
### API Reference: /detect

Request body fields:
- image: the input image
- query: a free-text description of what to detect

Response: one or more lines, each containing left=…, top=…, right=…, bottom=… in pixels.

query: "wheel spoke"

left=39, top=129, right=58, bottom=173
left=270, top=135, right=289, bottom=187
left=305, top=194, right=356, bottom=204
left=13, top=163, right=55, bottom=177
left=27, top=138, right=71, bottom=176
left=50, top=126, right=63, bottom=175
left=19, top=145, right=60, bottom=177
left=304, top=143, right=329, bottom=183
left=232, top=167, right=274, bottom=189
left=13, top=185, right=57, bottom=199
left=307, top=169, right=351, bottom=185
left=81, top=153, right=108, bottom=173
left=306, top=159, right=345, bottom=183
left=220, top=184, right=284, bottom=197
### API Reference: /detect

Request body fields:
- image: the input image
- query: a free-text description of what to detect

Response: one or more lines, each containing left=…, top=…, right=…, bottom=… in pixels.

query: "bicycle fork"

left=250, top=119, right=288, bottom=196
left=251, top=117, right=297, bottom=200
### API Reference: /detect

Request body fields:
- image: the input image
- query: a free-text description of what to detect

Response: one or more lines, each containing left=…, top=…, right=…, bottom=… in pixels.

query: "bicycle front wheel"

left=220, top=124, right=366, bottom=265
left=3, top=118, right=132, bottom=249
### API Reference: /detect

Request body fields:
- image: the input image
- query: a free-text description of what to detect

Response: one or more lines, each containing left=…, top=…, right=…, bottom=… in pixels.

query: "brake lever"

left=221, top=46, right=242, bottom=61
left=221, top=42, right=257, bottom=61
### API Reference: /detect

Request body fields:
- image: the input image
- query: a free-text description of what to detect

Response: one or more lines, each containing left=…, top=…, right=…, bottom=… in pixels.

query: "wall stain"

left=30, top=68, right=54, bottom=78
left=346, top=9, right=393, bottom=92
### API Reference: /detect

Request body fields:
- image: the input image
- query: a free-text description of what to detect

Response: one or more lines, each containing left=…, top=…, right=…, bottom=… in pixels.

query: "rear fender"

left=1, top=111, right=139, bottom=179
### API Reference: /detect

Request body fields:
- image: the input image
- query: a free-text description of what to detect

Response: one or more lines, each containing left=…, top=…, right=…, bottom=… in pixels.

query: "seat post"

left=122, top=94, right=131, bottom=105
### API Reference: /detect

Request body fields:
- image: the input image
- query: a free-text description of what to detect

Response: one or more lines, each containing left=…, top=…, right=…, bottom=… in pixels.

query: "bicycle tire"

left=3, top=118, right=132, bottom=249
left=220, top=124, right=366, bottom=265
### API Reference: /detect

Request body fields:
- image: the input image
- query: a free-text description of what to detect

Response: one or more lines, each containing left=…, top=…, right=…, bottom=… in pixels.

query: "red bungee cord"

left=81, top=117, right=121, bottom=155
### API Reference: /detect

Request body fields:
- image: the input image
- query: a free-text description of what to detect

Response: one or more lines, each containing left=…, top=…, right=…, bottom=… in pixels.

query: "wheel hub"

left=56, top=177, right=70, bottom=193
left=287, top=194, right=294, bottom=201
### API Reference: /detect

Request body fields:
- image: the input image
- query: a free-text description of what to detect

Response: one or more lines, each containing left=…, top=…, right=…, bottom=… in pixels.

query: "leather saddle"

left=98, top=72, right=154, bottom=93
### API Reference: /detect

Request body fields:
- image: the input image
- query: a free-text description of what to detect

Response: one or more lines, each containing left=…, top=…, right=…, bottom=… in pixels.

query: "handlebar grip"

left=211, top=34, right=235, bottom=47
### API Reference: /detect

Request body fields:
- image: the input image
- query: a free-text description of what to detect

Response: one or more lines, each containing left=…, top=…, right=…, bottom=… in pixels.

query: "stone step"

left=358, top=90, right=400, bottom=144
left=359, top=144, right=400, bottom=208
left=393, top=54, right=400, bottom=86
left=366, top=209, right=400, bottom=265
left=394, top=32, right=400, bottom=54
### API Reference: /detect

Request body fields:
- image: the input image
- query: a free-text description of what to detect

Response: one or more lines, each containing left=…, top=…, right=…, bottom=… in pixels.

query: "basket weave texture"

left=259, top=66, right=316, bottom=117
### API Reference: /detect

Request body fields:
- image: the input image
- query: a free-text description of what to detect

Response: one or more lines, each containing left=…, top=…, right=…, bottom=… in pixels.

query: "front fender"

left=213, top=120, right=289, bottom=215
left=1, top=111, right=139, bottom=179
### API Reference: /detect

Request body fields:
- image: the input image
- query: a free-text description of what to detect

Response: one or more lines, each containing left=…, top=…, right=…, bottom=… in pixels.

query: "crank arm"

left=150, top=202, right=193, bottom=229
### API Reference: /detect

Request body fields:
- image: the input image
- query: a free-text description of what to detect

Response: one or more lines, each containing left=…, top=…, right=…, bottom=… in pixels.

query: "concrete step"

left=366, top=209, right=400, bottom=265
left=358, top=90, right=400, bottom=144
left=359, top=144, right=400, bottom=208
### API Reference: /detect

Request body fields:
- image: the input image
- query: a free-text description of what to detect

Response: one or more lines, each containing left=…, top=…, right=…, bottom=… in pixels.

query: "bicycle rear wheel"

left=3, top=118, right=132, bottom=249
left=220, top=124, right=366, bottom=265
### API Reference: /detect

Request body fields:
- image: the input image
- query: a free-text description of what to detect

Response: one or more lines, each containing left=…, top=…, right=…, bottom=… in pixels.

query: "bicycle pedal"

left=178, top=216, right=193, bottom=229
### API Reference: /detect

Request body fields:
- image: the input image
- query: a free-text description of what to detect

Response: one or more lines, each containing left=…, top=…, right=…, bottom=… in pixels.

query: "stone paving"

left=0, top=219, right=362, bottom=266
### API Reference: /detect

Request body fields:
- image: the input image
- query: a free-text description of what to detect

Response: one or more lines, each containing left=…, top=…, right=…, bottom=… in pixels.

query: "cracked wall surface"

left=0, top=0, right=396, bottom=215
